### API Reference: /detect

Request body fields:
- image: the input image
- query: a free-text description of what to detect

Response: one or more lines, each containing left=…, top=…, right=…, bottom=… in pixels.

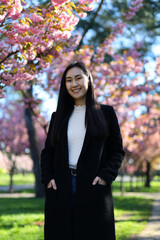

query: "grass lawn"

left=0, top=173, right=35, bottom=186
left=112, top=179, right=160, bottom=193
left=0, top=197, right=44, bottom=240
left=0, top=196, right=153, bottom=240
left=114, top=196, right=153, bottom=239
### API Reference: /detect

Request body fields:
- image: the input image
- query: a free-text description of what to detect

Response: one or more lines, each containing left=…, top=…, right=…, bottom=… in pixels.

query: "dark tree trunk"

left=9, top=160, right=16, bottom=193
left=24, top=85, right=44, bottom=198
left=120, top=172, right=125, bottom=195
left=130, top=174, right=134, bottom=192
left=145, top=161, right=151, bottom=187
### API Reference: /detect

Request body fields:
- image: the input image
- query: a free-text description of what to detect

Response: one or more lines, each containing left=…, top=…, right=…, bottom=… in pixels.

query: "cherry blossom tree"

left=0, top=101, right=30, bottom=192
left=0, top=100, right=47, bottom=193
left=0, top=0, right=97, bottom=96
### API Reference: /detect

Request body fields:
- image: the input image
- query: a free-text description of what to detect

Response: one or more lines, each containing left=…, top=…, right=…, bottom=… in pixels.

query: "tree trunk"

left=120, top=173, right=125, bottom=196
left=130, top=174, right=134, bottom=192
left=145, top=161, right=151, bottom=187
left=24, top=85, right=44, bottom=198
left=9, top=160, right=16, bottom=193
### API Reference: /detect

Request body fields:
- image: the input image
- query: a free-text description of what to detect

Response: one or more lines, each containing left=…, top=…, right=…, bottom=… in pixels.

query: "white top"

left=67, top=104, right=86, bottom=169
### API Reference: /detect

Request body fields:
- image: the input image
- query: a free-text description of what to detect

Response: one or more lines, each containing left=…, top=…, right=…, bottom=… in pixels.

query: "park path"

left=0, top=184, right=34, bottom=191
left=0, top=192, right=35, bottom=198
left=127, top=191, right=160, bottom=240
left=0, top=184, right=34, bottom=198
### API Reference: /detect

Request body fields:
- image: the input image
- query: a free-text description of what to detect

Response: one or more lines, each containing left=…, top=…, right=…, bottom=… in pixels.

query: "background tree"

left=0, top=102, right=29, bottom=192
left=76, top=0, right=159, bottom=57
left=0, top=99, right=47, bottom=192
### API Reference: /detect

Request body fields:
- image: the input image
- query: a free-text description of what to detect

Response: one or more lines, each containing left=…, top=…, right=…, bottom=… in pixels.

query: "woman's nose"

left=72, top=79, right=78, bottom=87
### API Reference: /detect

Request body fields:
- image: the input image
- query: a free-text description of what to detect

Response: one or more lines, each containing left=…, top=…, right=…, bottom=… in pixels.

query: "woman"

left=41, top=61, right=125, bottom=240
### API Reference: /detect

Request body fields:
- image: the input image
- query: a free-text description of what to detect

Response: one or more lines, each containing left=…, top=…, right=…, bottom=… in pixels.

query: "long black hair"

left=51, top=61, right=108, bottom=146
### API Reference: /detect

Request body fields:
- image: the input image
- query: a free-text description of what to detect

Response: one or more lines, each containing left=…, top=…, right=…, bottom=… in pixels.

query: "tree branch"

left=76, top=0, right=105, bottom=50
left=0, top=50, right=19, bottom=65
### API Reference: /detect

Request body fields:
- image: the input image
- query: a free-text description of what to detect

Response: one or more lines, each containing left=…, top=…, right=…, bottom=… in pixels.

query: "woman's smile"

left=72, top=88, right=81, bottom=93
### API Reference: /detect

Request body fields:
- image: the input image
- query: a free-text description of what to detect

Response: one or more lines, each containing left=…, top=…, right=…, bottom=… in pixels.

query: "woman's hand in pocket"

left=92, top=176, right=107, bottom=186
left=47, top=179, right=57, bottom=190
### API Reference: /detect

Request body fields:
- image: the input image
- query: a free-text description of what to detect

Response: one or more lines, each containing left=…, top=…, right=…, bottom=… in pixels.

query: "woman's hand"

left=92, top=176, right=107, bottom=186
left=47, top=179, right=57, bottom=190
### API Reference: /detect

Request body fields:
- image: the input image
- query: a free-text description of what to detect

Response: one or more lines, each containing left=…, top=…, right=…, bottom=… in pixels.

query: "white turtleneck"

left=67, top=104, right=86, bottom=169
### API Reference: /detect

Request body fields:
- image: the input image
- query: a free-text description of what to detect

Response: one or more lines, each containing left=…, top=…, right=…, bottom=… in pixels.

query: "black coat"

left=41, top=104, right=125, bottom=240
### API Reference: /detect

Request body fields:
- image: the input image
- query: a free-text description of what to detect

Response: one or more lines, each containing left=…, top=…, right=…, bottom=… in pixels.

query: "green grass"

left=0, top=173, right=34, bottom=186
left=0, top=189, right=35, bottom=194
left=112, top=179, right=160, bottom=193
left=0, top=196, right=153, bottom=240
left=0, top=198, right=44, bottom=240
left=114, top=196, right=153, bottom=240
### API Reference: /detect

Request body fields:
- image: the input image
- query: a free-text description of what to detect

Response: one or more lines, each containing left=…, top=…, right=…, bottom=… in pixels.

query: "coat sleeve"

left=40, top=112, right=56, bottom=186
left=98, top=106, right=125, bottom=184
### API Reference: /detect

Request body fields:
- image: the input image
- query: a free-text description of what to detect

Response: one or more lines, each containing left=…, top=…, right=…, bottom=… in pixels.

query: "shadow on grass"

left=0, top=198, right=44, bottom=216
left=115, top=218, right=149, bottom=223
left=0, top=189, right=34, bottom=194
left=0, top=220, right=44, bottom=230
left=114, top=196, right=153, bottom=212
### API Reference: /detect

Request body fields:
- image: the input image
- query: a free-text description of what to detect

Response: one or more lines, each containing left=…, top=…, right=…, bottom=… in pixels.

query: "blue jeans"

left=70, top=174, right=76, bottom=208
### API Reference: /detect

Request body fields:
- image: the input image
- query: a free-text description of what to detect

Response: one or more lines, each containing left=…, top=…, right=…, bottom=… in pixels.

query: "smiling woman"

left=65, top=67, right=89, bottom=106
left=40, top=61, right=125, bottom=240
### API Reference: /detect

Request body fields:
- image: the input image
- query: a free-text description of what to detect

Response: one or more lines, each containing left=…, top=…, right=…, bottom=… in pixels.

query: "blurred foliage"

left=76, top=0, right=160, bottom=57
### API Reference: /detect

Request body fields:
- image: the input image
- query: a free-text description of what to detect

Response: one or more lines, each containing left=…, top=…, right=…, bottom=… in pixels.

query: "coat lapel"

left=62, top=118, right=92, bottom=168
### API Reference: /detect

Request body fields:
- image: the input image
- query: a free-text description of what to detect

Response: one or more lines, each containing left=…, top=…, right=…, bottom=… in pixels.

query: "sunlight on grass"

left=114, top=196, right=153, bottom=240
left=0, top=198, right=44, bottom=240
left=112, top=180, right=160, bottom=193
left=0, top=173, right=34, bottom=186
left=0, top=195, right=153, bottom=240
left=116, top=221, right=147, bottom=240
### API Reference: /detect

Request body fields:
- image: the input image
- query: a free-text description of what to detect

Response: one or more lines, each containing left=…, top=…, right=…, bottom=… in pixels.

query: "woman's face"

left=65, top=67, right=89, bottom=106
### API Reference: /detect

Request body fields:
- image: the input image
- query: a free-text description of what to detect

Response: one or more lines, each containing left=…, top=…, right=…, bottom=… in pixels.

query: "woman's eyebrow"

left=66, top=74, right=82, bottom=79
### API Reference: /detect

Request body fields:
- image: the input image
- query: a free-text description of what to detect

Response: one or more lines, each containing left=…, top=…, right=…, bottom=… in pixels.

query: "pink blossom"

left=77, top=12, right=87, bottom=18
left=131, top=0, right=143, bottom=5
left=13, top=21, right=29, bottom=32
left=83, top=6, right=94, bottom=11
left=79, top=0, right=97, bottom=3
left=0, top=13, right=7, bottom=23
left=0, top=0, right=10, bottom=3
left=51, top=0, right=69, bottom=6
left=30, top=13, right=44, bottom=23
